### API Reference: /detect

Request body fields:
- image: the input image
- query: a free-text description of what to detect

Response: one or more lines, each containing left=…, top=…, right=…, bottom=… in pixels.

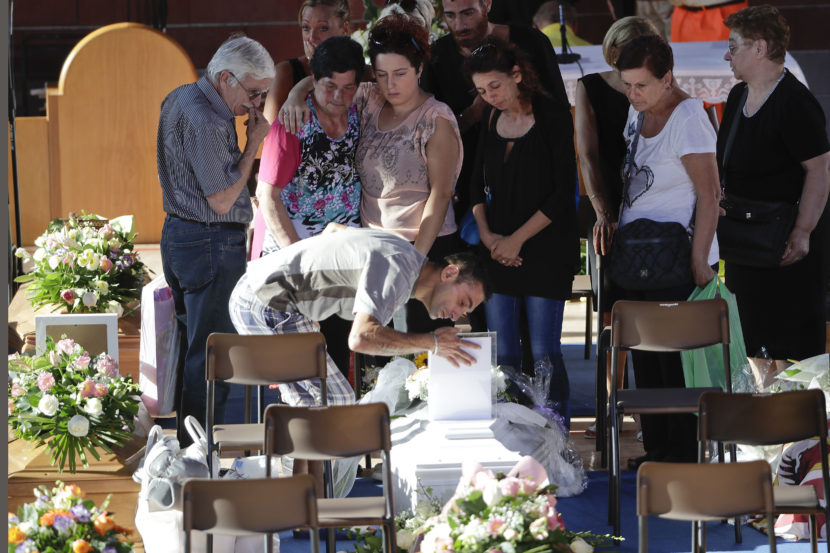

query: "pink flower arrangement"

left=57, top=338, right=77, bottom=355
left=96, top=356, right=119, bottom=378
left=99, top=257, right=113, bottom=273
left=418, top=457, right=597, bottom=553
left=79, top=379, right=97, bottom=398
left=61, top=289, right=75, bottom=304
left=8, top=336, right=139, bottom=473
left=72, top=353, right=91, bottom=370
left=37, top=373, right=56, bottom=392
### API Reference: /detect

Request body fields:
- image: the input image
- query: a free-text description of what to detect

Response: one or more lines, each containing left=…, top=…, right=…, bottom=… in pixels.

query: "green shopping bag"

left=681, top=276, right=748, bottom=390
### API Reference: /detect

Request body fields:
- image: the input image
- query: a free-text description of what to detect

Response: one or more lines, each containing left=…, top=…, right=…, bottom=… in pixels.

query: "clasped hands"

left=483, top=232, right=523, bottom=267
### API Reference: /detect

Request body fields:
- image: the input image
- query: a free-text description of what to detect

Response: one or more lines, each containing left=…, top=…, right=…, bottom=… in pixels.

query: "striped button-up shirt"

left=157, top=77, right=252, bottom=224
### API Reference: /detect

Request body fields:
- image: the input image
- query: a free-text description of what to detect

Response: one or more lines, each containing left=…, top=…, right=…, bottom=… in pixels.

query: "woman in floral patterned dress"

left=253, top=36, right=365, bottom=376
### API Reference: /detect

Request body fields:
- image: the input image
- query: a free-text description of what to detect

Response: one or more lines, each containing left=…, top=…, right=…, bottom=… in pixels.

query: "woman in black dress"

left=719, top=5, right=830, bottom=361
left=464, top=38, right=579, bottom=427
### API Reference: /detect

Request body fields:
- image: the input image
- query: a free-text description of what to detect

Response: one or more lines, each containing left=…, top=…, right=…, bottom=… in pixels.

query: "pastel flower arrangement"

left=8, top=336, right=140, bottom=473
left=15, top=213, right=148, bottom=316
left=350, top=459, right=610, bottom=553
left=8, top=480, right=134, bottom=553
left=418, top=461, right=597, bottom=553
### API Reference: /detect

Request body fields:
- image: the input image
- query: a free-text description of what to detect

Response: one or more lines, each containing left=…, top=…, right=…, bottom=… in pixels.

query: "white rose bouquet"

left=8, top=336, right=140, bottom=473
left=14, top=213, right=148, bottom=316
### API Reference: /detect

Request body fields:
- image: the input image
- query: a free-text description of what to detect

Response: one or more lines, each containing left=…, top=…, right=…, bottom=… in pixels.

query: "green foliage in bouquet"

left=15, top=213, right=149, bottom=316
left=8, top=480, right=134, bottom=553
left=8, top=336, right=140, bottom=473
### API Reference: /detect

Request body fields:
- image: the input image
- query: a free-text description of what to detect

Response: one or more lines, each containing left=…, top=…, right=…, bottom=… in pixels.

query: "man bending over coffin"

left=229, top=226, right=491, bottom=405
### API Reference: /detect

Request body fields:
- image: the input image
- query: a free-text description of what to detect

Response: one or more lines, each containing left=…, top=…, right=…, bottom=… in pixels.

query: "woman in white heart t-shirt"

left=613, top=35, right=720, bottom=469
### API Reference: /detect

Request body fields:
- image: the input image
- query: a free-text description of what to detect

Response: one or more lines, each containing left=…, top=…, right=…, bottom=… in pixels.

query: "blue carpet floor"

left=277, top=474, right=814, bottom=553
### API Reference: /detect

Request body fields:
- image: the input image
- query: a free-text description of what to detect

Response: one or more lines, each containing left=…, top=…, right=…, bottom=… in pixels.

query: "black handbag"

left=608, top=112, right=693, bottom=290
left=717, top=86, right=798, bottom=267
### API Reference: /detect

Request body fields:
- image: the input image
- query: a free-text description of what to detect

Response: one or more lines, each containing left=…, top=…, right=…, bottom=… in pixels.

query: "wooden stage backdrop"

left=8, top=23, right=197, bottom=246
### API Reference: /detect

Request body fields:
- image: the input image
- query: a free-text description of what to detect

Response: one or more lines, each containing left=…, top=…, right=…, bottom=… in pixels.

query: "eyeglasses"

left=228, top=72, right=268, bottom=100
left=470, top=42, right=498, bottom=58
left=369, top=29, right=422, bottom=54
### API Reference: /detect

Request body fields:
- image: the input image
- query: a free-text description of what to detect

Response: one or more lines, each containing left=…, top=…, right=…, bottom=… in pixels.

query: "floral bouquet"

left=15, top=213, right=148, bottom=316
left=8, top=480, right=134, bottom=553
left=417, top=458, right=606, bottom=553
left=8, top=336, right=140, bottom=473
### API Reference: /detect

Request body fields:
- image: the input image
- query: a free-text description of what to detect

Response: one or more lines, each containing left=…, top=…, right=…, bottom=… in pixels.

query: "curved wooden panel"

left=51, top=22, right=197, bottom=243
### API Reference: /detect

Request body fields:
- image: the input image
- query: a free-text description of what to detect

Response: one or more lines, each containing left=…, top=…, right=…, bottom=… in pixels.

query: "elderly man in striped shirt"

left=157, top=34, right=273, bottom=444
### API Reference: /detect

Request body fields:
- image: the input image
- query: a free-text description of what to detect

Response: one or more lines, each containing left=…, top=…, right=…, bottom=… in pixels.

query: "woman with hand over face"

left=263, top=0, right=352, bottom=122
left=718, top=5, right=830, bottom=361
left=464, top=38, right=579, bottom=427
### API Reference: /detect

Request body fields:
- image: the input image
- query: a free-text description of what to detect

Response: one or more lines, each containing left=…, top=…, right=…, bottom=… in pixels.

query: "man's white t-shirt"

left=245, top=228, right=427, bottom=325
left=619, top=98, right=719, bottom=265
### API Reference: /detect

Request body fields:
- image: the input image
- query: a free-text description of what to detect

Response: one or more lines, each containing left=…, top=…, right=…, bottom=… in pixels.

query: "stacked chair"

left=264, top=403, right=397, bottom=553
left=203, top=333, right=396, bottom=553
left=204, top=332, right=328, bottom=475
left=698, top=389, right=830, bottom=552
left=637, top=460, right=777, bottom=552
left=182, top=475, right=320, bottom=553
left=607, top=298, right=732, bottom=537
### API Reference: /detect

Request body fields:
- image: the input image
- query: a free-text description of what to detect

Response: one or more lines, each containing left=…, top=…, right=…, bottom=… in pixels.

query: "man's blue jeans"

left=160, top=215, right=247, bottom=440
left=485, top=293, right=570, bottom=427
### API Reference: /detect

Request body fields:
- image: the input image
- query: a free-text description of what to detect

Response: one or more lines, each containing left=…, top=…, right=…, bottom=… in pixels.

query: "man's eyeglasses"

left=228, top=72, right=268, bottom=100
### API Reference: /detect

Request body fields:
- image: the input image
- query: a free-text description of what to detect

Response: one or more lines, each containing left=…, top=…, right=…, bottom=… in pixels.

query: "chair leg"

left=809, top=513, right=818, bottom=553
left=692, top=521, right=698, bottom=553
left=609, top=410, right=621, bottom=537
left=638, top=515, right=647, bottom=553
left=326, top=528, right=336, bottom=553
left=584, top=293, right=592, bottom=360
left=595, top=328, right=611, bottom=467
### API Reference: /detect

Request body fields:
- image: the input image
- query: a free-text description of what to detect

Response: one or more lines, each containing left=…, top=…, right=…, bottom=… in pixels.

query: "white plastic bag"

left=139, top=275, right=180, bottom=416
left=134, top=418, right=252, bottom=553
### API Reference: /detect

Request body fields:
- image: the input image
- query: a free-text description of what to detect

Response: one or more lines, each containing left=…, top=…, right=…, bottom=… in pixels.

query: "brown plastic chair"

left=699, top=389, right=830, bottom=553
left=637, top=460, right=776, bottom=553
left=182, top=475, right=319, bottom=553
left=205, top=332, right=328, bottom=475
left=264, top=403, right=396, bottom=553
left=608, top=299, right=732, bottom=537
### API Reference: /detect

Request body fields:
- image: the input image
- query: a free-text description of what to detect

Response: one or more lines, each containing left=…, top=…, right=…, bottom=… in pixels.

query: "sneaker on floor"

left=584, top=423, right=597, bottom=439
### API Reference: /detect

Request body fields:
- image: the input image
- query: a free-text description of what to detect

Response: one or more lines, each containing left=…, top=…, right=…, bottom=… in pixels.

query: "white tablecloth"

left=558, top=41, right=807, bottom=105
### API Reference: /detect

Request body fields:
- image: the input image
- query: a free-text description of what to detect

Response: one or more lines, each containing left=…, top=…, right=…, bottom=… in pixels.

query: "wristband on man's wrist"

left=432, top=333, right=439, bottom=356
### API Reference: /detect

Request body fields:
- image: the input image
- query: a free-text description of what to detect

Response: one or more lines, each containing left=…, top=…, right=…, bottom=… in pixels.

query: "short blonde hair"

left=297, top=0, right=350, bottom=27
left=602, top=16, right=660, bottom=67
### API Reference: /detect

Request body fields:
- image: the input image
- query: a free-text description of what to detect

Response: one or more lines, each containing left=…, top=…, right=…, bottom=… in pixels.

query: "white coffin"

left=391, top=417, right=522, bottom=513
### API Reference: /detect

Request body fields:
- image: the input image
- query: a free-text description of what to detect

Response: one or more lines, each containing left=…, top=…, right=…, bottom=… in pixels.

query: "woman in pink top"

left=282, top=14, right=463, bottom=333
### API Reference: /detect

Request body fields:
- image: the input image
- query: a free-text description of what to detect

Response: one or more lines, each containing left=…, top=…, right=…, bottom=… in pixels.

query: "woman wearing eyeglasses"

left=282, top=14, right=463, bottom=334
left=263, top=0, right=352, bottom=122
left=463, top=38, right=579, bottom=427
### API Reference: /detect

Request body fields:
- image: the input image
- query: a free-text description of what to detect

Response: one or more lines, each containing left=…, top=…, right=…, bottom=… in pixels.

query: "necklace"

left=744, top=69, right=786, bottom=117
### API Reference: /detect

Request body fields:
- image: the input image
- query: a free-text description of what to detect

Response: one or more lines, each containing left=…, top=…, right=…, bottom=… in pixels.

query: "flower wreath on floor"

left=352, top=457, right=614, bottom=553
left=8, top=336, right=140, bottom=473
left=8, top=480, right=134, bottom=553
left=15, top=213, right=149, bottom=316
